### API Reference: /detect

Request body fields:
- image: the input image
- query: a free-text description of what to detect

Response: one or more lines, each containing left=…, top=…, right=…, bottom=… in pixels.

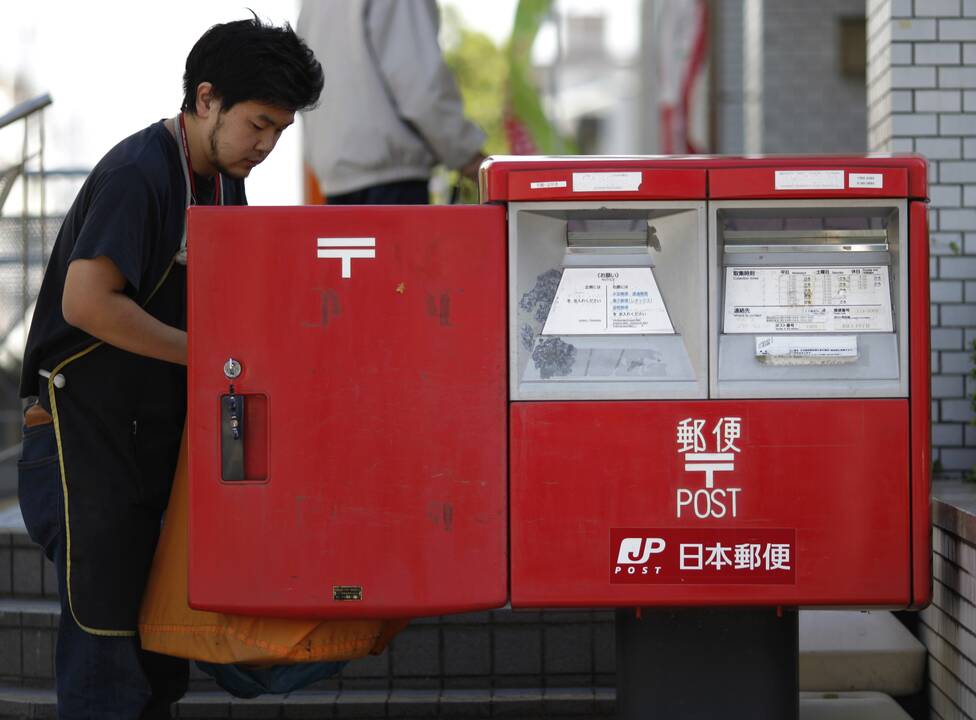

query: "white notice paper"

left=572, top=172, right=642, bottom=193
left=542, top=267, right=674, bottom=335
left=756, top=335, right=858, bottom=360
left=774, top=170, right=845, bottom=190
left=724, top=266, right=894, bottom=333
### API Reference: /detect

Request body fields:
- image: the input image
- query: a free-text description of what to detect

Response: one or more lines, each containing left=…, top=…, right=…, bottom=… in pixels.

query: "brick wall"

left=729, top=0, right=867, bottom=154
left=760, top=0, right=868, bottom=153
left=924, top=490, right=976, bottom=716
left=711, top=0, right=745, bottom=154
left=868, top=0, right=976, bottom=475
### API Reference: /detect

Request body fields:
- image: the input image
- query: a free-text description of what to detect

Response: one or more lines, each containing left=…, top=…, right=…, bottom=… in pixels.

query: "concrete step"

left=0, top=530, right=58, bottom=601
left=799, top=611, right=927, bottom=696
left=0, top=595, right=927, bottom=700
left=0, top=685, right=613, bottom=719
left=799, top=692, right=912, bottom=719
left=0, top=686, right=913, bottom=719
left=0, top=598, right=616, bottom=692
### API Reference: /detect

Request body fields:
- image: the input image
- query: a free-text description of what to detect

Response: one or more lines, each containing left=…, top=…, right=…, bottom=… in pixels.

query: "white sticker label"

left=848, top=173, right=883, bottom=189
left=724, top=266, right=893, bottom=333
left=756, top=335, right=858, bottom=358
left=572, top=172, right=642, bottom=192
left=530, top=180, right=568, bottom=189
left=542, top=267, right=674, bottom=335
left=774, top=170, right=844, bottom=190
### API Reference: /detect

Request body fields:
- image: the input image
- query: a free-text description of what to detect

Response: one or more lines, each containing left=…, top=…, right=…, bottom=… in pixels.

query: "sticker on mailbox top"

left=530, top=180, right=568, bottom=189
left=572, top=172, right=642, bottom=192
left=849, top=173, right=883, bottom=189
left=774, top=170, right=844, bottom=190
left=610, top=528, right=796, bottom=584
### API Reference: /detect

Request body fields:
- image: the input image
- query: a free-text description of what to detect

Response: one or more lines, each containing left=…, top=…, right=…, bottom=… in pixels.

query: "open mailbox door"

left=186, top=205, right=508, bottom=618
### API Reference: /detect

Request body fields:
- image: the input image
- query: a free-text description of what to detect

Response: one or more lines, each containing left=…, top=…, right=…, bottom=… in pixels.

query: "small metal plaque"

left=333, top=585, right=363, bottom=602
left=220, top=394, right=245, bottom=481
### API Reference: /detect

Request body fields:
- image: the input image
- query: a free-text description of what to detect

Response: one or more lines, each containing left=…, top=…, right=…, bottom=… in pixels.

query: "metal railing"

left=0, top=94, right=54, bottom=361
left=0, top=94, right=57, bottom=456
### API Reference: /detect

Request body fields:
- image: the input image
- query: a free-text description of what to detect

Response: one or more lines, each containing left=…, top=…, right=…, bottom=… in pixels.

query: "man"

left=299, top=0, right=484, bottom=204
left=16, top=17, right=323, bottom=718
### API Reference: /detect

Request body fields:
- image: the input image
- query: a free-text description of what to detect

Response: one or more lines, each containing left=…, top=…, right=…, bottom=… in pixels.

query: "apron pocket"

left=17, top=423, right=61, bottom=558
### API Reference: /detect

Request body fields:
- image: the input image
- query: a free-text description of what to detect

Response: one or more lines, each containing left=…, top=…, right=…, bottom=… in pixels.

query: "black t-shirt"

left=20, top=120, right=247, bottom=398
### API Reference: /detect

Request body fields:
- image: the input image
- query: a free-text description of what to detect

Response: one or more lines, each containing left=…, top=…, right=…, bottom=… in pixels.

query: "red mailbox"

left=186, top=155, right=930, bottom=617
left=485, top=155, right=930, bottom=610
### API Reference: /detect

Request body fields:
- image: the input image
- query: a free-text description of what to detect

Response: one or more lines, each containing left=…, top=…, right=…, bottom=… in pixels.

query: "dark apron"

left=42, top=263, right=187, bottom=635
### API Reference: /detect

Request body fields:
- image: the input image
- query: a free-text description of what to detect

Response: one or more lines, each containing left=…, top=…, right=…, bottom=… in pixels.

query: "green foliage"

left=507, top=0, right=576, bottom=155
left=439, top=6, right=509, bottom=202
left=442, top=8, right=509, bottom=157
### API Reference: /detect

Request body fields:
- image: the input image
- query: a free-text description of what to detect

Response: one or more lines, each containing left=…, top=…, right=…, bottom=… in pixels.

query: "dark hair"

left=182, top=15, right=323, bottom=114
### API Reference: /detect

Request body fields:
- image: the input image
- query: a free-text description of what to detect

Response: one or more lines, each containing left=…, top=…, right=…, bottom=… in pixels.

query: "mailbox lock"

left=223, top=358, right=242, bottom=379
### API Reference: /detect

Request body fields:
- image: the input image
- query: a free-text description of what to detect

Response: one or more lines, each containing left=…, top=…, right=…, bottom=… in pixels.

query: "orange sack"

left=138, top=427, right=406, bottom=663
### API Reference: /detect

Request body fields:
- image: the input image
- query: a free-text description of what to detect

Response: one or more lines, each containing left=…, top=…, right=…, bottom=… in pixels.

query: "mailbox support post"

left=616, top=607, right=799, bottom=719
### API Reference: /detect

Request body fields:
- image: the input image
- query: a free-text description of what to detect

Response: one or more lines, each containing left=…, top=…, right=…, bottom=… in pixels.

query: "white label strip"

left=317, top=237, right=376, bottom=247
left=572, top=171, right=642, bottom=192
left=316, top=249, right=376, bottom=259
left=774, top=170, right=844, bottom=190
left=756, top=335, right=858, bottom=358
left=724, top=266, right=894, bottom=334
left=849, top=173, right=883, bottom=189
left=542, top=267, right=673, bottom=335
left=530, top=180, right=568, bottom=189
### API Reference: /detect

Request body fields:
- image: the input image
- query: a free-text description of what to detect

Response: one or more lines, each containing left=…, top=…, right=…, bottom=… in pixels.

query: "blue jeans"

left=18, top=419, right=188, bottom=719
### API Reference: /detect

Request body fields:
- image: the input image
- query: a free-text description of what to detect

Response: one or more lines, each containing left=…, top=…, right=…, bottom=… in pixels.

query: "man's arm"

left=62, top=256, right=187, bottom=366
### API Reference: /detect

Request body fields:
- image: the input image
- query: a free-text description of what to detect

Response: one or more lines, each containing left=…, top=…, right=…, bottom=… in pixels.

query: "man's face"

left=206, top=101, right=295, bottom=179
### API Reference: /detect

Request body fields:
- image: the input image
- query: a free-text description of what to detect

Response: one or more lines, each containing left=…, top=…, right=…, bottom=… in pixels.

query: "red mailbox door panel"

left=511, top=399, right=911, bottom=607
left=187, top=205, right=508, bottom=618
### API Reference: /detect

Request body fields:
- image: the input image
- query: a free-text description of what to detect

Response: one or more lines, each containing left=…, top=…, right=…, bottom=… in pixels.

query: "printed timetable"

left=723, top=266, right=894, bottom=334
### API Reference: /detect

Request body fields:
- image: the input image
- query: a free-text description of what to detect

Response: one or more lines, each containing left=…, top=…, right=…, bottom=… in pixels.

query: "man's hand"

left=62, top=256, right=187, bottom=365
left=458, top=152, right=486, bottom=183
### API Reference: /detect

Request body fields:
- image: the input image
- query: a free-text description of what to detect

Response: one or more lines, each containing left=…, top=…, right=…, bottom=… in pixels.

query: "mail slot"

left=509, top=201, right=707, bottom=400
left=712, top=200, right=908, bottom=398
left=187, top=155, right=930, bottom=618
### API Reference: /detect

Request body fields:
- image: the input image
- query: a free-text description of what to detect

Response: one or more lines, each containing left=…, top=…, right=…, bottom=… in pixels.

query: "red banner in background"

left=656, top=0, right=709, bottom=154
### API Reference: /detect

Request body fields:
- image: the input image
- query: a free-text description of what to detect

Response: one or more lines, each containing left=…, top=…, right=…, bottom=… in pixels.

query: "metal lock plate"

left=220, top=394, right=245, bottom=481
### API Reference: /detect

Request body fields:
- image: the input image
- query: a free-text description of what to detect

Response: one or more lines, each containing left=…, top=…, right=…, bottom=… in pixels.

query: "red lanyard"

left=177, top=112, right=222, bottom=205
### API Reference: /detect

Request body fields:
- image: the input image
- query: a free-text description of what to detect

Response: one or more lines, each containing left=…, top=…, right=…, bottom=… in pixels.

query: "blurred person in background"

left=17, top=17, right=322, bottom=719
left=299, top=0, right=485, bottom=204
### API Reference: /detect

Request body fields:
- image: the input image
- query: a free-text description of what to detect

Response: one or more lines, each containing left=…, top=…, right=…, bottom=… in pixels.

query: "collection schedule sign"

left=724, top=266, right=893, bottom=334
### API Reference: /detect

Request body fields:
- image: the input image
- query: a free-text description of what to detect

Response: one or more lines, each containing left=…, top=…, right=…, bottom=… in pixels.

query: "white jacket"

left=298, top=0, right=485, bottom=196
